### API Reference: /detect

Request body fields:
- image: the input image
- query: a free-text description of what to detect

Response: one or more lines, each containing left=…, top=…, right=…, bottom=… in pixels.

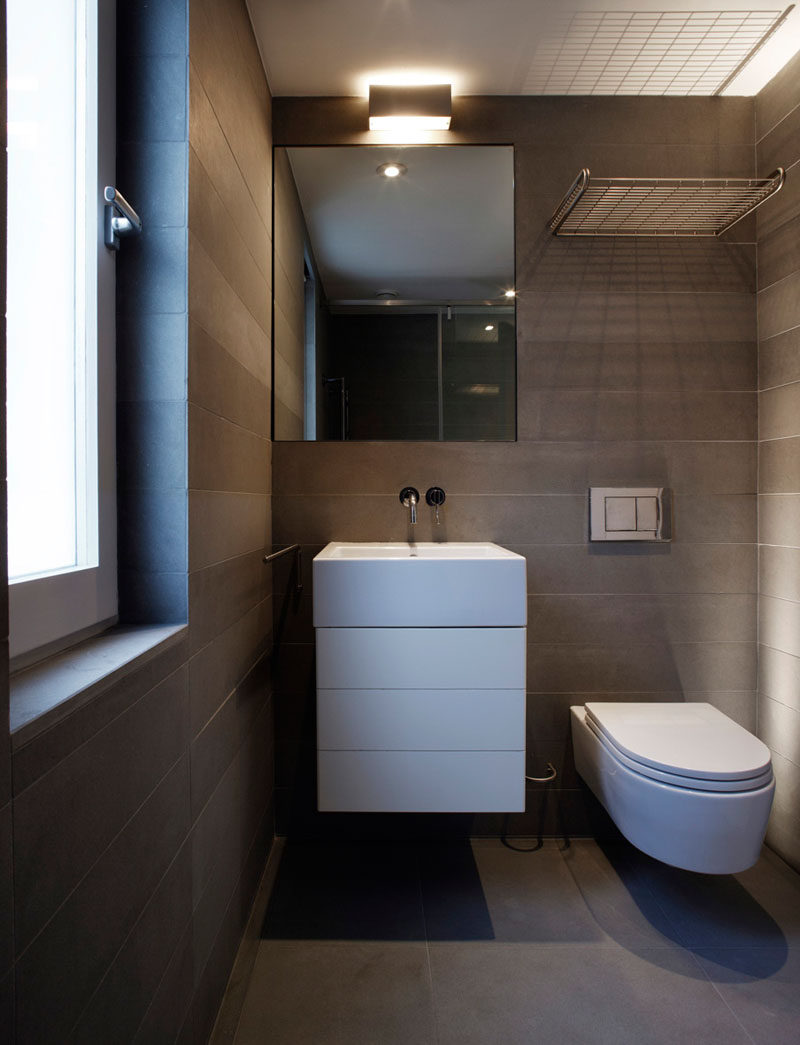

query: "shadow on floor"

left=595, top=839, right=789, bottom=977
left=262, top=836, right=791, bottom=982
left=262, top=841, right=494, bottom=941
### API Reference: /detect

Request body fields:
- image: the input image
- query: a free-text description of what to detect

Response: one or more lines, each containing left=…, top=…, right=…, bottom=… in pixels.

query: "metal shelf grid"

left=549, top=168, right=785, bottom=237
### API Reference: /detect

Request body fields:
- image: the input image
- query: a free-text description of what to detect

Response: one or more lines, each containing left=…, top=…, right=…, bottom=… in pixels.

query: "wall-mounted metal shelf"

left=549, top=167, right=785, bottom=237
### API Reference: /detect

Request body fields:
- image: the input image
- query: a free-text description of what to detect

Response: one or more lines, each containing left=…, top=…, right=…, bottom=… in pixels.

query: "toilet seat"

left=584, top=702, right=772, bottom=786
left=583, top=711, right=773, bottom=793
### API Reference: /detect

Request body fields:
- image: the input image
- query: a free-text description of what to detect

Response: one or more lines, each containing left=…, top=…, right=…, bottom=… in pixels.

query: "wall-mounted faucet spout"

left=399, top=487, right=419, bottom=525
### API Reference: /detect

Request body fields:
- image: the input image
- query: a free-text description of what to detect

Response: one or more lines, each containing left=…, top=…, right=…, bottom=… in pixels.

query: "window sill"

left=10, top=623, right=188, bottom=748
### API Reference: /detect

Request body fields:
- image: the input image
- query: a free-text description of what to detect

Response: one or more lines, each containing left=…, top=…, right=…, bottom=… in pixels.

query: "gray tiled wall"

left=756, top=50, right=800, bottom=873
left=271, top=95, right=759, bottom=838
left=0, top=0, right=12, bottom=1029
left=116, top=0, right=189, bottom=623
left=185, top=0, right=275, bottom=1035
left=273, top=149, right=306, bottom=440
left=3, top=1, right=276, bottom=1041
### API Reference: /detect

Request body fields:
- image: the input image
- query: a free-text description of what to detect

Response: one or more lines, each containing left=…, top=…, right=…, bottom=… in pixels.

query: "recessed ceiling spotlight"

left=376, top=162, right=407, bottom=179
left=485, top=324, right=495, bottom=331
left=375, top=289, right=399, bottom=299
left=504, top=289, right=516, bottom=298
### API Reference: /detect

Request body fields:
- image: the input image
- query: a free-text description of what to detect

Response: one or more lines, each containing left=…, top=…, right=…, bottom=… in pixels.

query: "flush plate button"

left=636, top=496, right=658, bottom=531
left=590, top=487, right=671, bottom=542
left=605, top=496, right=636, bottom=531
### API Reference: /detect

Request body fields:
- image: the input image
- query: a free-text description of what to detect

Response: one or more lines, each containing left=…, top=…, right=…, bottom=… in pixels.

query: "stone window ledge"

left=10, top=624, right=188, bottom=748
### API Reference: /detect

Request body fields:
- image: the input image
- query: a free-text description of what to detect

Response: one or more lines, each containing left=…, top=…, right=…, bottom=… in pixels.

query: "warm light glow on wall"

left=357, top=68, right=462, bottom=97
left=720, top=7, right=800, bottom=95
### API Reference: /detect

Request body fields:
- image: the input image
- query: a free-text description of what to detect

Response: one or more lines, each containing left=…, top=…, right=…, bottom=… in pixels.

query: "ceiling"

left=285, top=145, right=515, bottom=302
left=247, top=0, right=800, bottom=98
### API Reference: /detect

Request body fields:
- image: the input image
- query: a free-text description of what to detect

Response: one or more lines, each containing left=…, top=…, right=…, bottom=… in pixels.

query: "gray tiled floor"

left=230, top=839, right=800, bottom=1044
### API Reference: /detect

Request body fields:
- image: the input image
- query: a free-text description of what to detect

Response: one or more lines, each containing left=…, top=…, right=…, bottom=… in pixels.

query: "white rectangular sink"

left=313, top=541, right=526, bottom=627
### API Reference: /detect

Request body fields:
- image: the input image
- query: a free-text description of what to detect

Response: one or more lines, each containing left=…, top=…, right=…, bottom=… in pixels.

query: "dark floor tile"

left=735, top=849, right=800, bottom=942
left=417, top=844, right=495, bottom=941
left=693, top=947, right=800, bottom=1045
left=561, top=839, right=687, bottom=951
left=428, top=941, right=753, bottom=1045
left=422, top=841, right=605, bottom=944
left=262, top=842, right=425, bottom=941
left=235, top=941, right=436, bottom=1045
left=634, top=846, right=796, bottom=950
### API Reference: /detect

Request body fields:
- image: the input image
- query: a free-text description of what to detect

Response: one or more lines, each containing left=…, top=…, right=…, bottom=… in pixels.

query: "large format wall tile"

left=13, top=667, right=190, bottom=953
left=757, top=52, right=800, bottom=873
left=273, top=440, right=756, bottom=496
left=15, top=758, right=191, bottom=1043
left=70, top=840, right=193, bottom=1044
left=756, top=48, right=800, bottom=141
left=760, top=327, right=800, bottom=390
left=520, top=340, right=756, bottom=391
left=185, top=0, right=276, bottom=1035
left=188, top=66, right=270, bottom=279
left=188, top=320, right=269, bottom=437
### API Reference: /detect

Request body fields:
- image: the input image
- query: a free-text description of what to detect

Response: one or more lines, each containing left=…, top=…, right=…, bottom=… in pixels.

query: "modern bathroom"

left=2, top=0, right=800, bottom=1041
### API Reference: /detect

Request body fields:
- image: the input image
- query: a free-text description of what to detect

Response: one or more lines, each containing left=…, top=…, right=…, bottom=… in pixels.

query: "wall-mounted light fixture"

left=368, top=84, right=452, bottom=131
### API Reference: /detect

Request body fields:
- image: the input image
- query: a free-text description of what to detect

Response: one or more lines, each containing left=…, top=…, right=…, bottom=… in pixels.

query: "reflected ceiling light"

left=369, top=84, right=452, bottom=131
left=376, top=162, right=407, bottom=178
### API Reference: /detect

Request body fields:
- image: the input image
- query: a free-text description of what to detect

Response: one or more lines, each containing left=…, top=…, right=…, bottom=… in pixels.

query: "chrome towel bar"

left=263, top=544, right=303, bottom=593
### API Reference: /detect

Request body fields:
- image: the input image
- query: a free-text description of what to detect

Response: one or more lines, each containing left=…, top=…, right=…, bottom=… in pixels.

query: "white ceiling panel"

left=246, top=0, right=800, bottom=97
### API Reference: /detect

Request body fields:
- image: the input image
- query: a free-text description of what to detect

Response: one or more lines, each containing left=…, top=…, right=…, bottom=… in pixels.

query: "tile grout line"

left=415, top=846, right=442, bottom=1045
left=13, top=751, right=188, bottom=968
left=684, top=950, right=758, bottom=1045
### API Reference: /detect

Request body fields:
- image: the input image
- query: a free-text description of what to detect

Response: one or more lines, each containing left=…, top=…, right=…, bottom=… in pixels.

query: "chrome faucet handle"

left=425, top=486, right=446, bottom=524
left=399, top=487, right=420, bottom=525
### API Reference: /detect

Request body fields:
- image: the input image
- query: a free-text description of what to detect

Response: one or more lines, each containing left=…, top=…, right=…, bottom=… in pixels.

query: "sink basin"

left=313, top=542, right=526, bottom=627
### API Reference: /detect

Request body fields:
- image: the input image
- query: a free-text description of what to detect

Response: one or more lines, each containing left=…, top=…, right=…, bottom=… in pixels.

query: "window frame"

left=7, top=0, right=117, bottom=665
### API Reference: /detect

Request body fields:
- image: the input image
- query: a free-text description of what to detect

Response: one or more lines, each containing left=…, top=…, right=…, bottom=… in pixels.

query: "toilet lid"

left=584, top=702, right=772, bottom=782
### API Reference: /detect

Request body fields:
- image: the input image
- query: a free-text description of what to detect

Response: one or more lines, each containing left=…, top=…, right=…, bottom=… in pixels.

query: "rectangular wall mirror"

left=273, top=145, right=516, bottom=441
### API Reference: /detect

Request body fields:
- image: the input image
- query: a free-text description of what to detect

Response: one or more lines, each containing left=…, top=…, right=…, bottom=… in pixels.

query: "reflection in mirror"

left=273, top=146, right=516, bottom=441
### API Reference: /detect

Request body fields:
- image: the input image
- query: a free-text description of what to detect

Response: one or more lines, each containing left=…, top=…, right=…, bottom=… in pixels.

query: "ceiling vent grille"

left=524, top=8, right=789, bottom=95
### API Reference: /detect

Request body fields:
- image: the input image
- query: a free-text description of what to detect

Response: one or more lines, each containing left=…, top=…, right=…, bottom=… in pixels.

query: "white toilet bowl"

left=570, top=702, right=774, bottom=874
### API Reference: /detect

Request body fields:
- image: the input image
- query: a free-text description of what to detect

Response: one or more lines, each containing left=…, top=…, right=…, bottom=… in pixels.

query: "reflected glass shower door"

left=441, top=306, right=516, bottom=441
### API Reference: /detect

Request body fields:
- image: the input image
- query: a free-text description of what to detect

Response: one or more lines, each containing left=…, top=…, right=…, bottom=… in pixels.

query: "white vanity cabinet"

left=313, top=542, right=527, bottom=812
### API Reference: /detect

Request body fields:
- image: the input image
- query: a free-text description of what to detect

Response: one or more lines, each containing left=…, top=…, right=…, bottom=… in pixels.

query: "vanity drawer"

left=318, top=688, right=525, bottom=750
left=316, top=627, right=525, bottom=690
left=318, top=750, right=525, bottom=812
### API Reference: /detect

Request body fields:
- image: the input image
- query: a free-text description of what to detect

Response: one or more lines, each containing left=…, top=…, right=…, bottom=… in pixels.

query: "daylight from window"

left=6, top=0, right=96, bottom=582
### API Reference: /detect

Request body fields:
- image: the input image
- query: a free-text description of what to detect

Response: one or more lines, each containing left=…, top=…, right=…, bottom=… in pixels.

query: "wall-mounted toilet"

left=571, top=702, right=774, bottom=874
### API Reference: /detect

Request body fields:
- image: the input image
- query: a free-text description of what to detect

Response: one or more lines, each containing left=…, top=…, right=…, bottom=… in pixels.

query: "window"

left=6, top=0, right=117, bottom=663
